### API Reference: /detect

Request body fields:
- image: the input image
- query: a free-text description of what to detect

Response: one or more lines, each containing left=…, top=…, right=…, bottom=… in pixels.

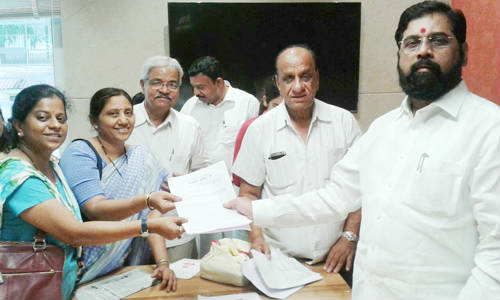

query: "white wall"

left=59, top=0, right=446, bottom=144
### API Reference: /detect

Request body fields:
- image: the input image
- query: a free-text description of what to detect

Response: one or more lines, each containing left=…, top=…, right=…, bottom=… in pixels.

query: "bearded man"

left=225, top=1, right=500, bottom=299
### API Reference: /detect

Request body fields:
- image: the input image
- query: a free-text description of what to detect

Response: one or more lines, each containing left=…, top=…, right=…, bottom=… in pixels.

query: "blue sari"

left=62, top=144, right=167, bottom=284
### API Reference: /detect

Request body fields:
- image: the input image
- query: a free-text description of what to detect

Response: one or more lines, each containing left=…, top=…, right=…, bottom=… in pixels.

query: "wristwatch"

left=140, top=218, right=150, bottom=238
left=341, top=231, right=358, bottom=242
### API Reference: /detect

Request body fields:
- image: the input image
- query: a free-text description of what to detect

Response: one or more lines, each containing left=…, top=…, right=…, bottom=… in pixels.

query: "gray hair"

left=140, top=55, right=184, bottom=85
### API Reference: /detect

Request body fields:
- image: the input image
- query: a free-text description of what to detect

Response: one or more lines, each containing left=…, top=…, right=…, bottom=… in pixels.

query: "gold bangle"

left=145, top=192, right=154, bottom=210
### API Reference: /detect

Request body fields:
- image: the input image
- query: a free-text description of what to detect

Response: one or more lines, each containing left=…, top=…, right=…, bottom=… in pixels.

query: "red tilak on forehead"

left=420, top=28, right=426, bottom=33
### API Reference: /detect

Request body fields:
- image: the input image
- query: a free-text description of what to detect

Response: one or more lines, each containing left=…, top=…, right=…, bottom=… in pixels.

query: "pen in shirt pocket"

left=268, top=151, right=286, bottom=160
left=169, top=149, right=175, bottom=162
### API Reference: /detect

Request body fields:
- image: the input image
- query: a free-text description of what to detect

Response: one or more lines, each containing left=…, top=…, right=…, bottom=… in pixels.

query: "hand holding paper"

left=223, top=196, right=254, bottom=220
left=168, top=162, right=252, bottom=234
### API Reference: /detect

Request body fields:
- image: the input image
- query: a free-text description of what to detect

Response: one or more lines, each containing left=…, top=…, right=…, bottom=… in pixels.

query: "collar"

left=134, top=101, right=174, bottom=129
left=275, top=98, right=329, bottom=130
left=396, top=80, right=467, bottom=120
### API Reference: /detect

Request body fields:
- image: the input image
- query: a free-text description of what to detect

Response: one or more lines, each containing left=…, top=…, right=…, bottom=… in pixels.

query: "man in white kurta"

left=128, top=55, right=208, bottom=261
left=181, top=56, right=259, bottom=256
left=226, top=2, right=500, bottom=299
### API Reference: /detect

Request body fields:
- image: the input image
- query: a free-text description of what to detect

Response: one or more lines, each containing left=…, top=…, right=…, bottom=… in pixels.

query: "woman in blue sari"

left=0, top=85, right=185, bottom=299
left=59, top=88, right=178, bottom=291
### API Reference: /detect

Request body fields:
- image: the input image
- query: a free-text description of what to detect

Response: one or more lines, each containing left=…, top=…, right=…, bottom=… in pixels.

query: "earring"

left=17, top=132, right=23, bottom=138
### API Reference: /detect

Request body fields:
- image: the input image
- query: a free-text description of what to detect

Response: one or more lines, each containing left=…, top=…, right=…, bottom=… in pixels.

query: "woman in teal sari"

left=0, top=85, right=185, bottom=300
left=59, top=88, right=179, bottom=291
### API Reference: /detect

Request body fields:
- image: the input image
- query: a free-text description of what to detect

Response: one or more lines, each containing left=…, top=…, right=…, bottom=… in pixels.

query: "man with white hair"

left=128, top=55, right=208, bottom=261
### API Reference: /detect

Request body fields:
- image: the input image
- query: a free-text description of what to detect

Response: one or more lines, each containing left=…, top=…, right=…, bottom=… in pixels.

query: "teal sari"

left=0, top=157, right=83, bottom=300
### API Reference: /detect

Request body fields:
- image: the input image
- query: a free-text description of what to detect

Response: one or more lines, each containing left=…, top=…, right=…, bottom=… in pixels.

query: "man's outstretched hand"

left=224, top=197, right=254, bottom=220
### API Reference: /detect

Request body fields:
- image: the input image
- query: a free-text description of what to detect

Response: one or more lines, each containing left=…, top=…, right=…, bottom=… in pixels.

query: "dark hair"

left=0, top=108, right=10, bottom=152
left=89, top=87, right=132, bottom=124
left=257, top=75, right=281, bottom=115
left=187, top=56, right=224, bottom=82
left=395, top=1, right=466, bottom=46
left=132, top=92, right=145, bottom=105
left=9, top=84, right=67, bottom=148
left=275, top=44, right=319, bottom=73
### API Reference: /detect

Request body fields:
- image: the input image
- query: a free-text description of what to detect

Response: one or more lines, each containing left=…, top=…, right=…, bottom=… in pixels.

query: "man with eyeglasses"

left=225, top=1, right=499, bottom=299
left=128, top=55, right=209, bottom=262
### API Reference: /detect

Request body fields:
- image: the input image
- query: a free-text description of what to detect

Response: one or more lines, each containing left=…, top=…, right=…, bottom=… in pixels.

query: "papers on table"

left=241, top=248, right=322, bottom=299
left=198, top=292, right=261, bottom=300
left=74, top=268, right=154, bottom=300
left=170, top=258, right=201, bottom=279
left=252, top=248, right=322, bottom=289
left=169, top=161, right=252, bottom=234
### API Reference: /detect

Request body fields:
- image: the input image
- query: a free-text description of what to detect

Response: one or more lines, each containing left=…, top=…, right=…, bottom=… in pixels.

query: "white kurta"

left=233, top=99, right=361, bottom=262
left=253, top=82, right=500, bottom=299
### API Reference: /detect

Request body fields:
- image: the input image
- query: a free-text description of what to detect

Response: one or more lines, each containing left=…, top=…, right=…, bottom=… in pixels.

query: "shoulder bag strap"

left=72, top=138, right=103, bottom=179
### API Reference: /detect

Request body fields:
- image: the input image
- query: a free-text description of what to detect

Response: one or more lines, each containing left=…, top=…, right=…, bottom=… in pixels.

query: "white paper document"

left=252, top=248, right=322, bottom=289
left=241, top=259, right=302, bottom=299
left=74, top=268, right=154, bottom=300
left=198, top=292, right=261, bottom=300
left=169, top=161, right=252, bottom=234
left=170, top=258, right=201, bottom=279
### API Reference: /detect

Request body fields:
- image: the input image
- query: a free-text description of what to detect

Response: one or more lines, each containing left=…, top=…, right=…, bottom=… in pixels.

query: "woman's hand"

left=151, top=263, right=177, bottom=292
left=149, top=216, right=187, bottom=240
left=148, top=191, right=181, bottom=213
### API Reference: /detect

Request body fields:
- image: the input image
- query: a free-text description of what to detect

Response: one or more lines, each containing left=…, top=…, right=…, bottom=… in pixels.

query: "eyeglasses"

left=398, top=33, right=455, bottom=54
left=147, top=80, right=180, bottom=91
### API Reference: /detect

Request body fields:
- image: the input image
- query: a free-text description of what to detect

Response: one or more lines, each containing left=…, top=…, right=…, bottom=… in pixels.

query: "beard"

left=398, top=55, right=463, bottom=102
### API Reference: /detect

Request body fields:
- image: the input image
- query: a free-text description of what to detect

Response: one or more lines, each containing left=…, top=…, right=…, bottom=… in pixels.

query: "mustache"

left=410, top=58, right=442, bottom=75
left=154, top=94, right=173, bottom=101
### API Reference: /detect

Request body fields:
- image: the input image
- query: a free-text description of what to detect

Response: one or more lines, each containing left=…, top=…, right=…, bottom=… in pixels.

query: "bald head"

left=275, top=45, right=318, bottom=73
left=275, top=45, right=319, bottom=115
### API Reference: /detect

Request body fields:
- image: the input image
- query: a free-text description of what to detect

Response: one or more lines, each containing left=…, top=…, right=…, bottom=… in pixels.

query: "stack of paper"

left=241, top=248, right=322, bottom=299
left=74, top=269, right=155, bottom=300
left=169, top=161, right=252, bottom=234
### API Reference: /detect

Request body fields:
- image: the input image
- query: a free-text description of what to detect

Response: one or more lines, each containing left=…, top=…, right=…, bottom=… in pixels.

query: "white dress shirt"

left=128, top=103, right=209, bottom=247
left=253, top=82, right=500, bottom=299
left=180, top=83, right=260, bottom=174
left=233, top=99, right=361, bottom=262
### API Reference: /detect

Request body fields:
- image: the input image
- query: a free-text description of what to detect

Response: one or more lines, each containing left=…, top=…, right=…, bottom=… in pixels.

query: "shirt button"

left=377, top=215, right=382, bottom=220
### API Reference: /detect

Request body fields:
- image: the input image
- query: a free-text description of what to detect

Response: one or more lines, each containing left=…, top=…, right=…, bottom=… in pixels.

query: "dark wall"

left=169, top=2, right=361, bottom=112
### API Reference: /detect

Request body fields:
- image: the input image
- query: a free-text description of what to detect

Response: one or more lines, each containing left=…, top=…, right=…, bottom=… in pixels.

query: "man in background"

left=128, top=55, right=208, bottom=261
left=181, top=56, right=259, bottom=256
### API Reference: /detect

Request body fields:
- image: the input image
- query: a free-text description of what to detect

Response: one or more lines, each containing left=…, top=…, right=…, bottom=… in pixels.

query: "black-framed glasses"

left=399, top=33, right=455, bottom=54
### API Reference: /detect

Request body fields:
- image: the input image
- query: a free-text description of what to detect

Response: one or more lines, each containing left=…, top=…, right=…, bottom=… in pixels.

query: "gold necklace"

left=96, top=136, right=127, bottom=178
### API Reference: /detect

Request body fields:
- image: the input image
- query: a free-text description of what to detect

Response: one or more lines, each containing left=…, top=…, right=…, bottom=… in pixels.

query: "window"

left=0, top=0, right=60, bottom=120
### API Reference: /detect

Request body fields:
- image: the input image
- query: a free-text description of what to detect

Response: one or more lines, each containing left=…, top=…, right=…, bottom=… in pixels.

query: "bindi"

left=420, top=28, right=426, bottom=34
